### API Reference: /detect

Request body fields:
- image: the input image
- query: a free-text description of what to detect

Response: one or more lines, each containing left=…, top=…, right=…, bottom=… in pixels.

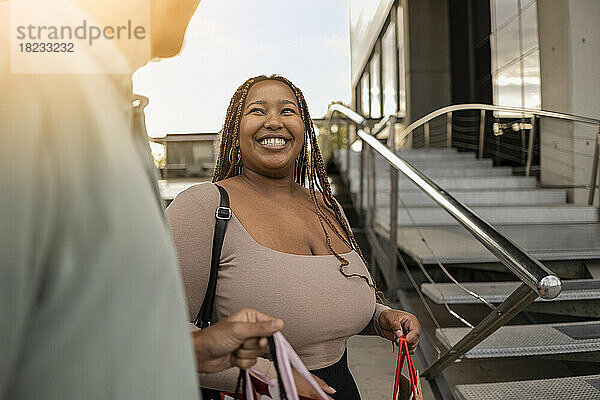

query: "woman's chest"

left=232, top=204, right=350, bottom=256
left=215, top=249, right=376, bottom=348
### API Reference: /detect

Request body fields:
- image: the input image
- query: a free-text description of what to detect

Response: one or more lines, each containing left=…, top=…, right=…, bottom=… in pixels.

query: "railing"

left=323, top=103, right=574, bottom=395
left=395, top=103, right=600, bottom=205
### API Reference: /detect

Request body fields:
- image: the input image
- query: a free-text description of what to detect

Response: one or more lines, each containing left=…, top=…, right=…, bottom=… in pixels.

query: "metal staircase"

left=454, top=374, right=600, bottom=400
left=342, top=148, right=600, bottom=264
left=324, top=103, right=600, bottom=399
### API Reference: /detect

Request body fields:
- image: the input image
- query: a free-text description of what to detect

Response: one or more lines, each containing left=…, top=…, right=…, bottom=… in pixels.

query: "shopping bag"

left=393, top=335, right=423, bottom=400
left=220, top=368, right=279, bottom=400
left=223, top=332, right=329, bottom=400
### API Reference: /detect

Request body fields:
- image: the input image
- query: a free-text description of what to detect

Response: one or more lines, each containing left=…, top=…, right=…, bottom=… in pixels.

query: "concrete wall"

left=406, top=0, right=452, bottom=122
left=538, top=0, right=600, bottom=204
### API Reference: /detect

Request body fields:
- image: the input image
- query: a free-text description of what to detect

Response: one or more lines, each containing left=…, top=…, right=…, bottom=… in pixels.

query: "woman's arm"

left=167, top=184, right=266, bottom=390
left=166, top=183, right=218, bottom=321
left=166, top=185, right=297, bottom=391
left=360, top=303, right=391, bottom=336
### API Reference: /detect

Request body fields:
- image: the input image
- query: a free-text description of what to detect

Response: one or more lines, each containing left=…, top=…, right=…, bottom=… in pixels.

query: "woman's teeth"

left=259, top=138, right=286, bottom=147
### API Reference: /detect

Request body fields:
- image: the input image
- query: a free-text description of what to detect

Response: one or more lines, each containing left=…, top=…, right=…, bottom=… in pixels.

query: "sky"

left=133, top=0, right=351, bottom=138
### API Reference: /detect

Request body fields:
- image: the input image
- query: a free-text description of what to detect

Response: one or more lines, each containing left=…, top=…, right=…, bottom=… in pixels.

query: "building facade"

left=349, top=0, right=600, bottom=203
left=151, top=133, right=219, bottom=178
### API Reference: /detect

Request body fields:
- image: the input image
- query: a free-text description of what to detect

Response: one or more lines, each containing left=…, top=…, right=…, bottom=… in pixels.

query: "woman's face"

left=238, top=80, right=305, bottom=178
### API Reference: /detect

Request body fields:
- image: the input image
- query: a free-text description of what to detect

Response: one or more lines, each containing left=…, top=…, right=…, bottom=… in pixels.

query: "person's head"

left=214, top=75, right=380, bottom=297
left=213, top=75, right=311, bottom=184
left=150, top=0, right=200, bottom=59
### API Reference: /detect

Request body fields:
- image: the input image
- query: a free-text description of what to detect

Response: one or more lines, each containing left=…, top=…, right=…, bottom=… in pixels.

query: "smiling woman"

left=166, top=75, right=421, bottom=400
left=213, top=75, right=365, bottom=262
left=237, top=80, right=305, bottom=179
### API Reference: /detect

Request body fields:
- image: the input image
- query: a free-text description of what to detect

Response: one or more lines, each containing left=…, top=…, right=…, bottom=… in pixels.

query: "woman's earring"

left=229, top=146, right=241, bottom=166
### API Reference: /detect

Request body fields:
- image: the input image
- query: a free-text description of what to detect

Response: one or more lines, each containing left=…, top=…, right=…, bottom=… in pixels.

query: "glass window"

left=496, top=17, right=520, bottom=67
left=382, top=20, right=396, bottom=117
left=496, top=62, right=522, bottom=107
left=521, top=3, right=538, bottom=54
left=370, top=47, right=381, bottom=118
left=396, top=4, right=406, bottom=116
left=490, top=0, right=540, bottom=111
left=494, top=0, right=518, bottom=28
left=361, top=73, right=370, bottom=116
left=520, top=0, right=535, bottom=10
left=490, top=33, right=497, bottom=73
left=523, top=50, right=540, bottom=108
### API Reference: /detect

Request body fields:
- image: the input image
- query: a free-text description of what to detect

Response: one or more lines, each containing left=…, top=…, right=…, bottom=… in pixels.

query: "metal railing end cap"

left=537, top=275, right=562, bottom=299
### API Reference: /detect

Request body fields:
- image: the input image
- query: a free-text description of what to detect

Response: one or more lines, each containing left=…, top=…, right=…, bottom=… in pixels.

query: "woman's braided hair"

left=213, top=75, right=382, bottom=300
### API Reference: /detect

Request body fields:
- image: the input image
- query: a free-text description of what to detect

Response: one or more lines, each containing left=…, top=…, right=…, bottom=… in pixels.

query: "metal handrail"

left=399, top=103, right=600, bottom=144
left=394, top=103, right=600, bottom=205
left=372, top=114, right=395, bottom=137
left=326, top=103, right=561, bottom=299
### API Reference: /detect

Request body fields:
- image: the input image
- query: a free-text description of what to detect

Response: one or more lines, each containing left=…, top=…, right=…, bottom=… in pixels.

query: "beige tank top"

left=166, top=182, right=388, bottom=390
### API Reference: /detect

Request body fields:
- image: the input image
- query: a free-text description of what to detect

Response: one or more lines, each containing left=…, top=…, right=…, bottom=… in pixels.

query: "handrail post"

left=359, top=136, right=365, bottom=213
left=366, top=145, right=371, bottom=226
left=478, top=109, right=486, bottom=159
left=370, top=143, right=377, bottom=228
left=525, top=116, right=536, bottom=177
left=337, top=119, right=342, bottom=150
left=389, top=116, right=399, bottom=288
left=588, top=124, right=600, bottom=205
left=345, top=121, right=351, bottom=180
left=446, top=111, right=453, bottom=148
left=424, top=122, right=430, bottom=148
left=423, top=283, right=538, bottom=379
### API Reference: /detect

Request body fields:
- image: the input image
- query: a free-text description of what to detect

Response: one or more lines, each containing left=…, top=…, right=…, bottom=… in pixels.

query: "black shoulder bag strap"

left=194, top=184, right=231, bottom=329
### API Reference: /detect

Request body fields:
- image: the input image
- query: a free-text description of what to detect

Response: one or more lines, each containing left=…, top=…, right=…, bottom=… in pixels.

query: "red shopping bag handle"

left=393, top=335, right=419, bottom=400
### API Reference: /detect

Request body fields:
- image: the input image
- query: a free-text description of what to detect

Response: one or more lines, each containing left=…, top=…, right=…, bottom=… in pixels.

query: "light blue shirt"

left=0, top=5, right=200, bottom=398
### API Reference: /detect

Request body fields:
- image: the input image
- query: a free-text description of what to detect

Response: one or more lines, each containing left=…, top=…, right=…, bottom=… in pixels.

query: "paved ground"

left=348, top=335, right=435, bottom=400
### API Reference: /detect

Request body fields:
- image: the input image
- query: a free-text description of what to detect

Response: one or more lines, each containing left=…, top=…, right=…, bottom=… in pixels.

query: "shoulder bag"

left=196, top=184, right=232, bottom=400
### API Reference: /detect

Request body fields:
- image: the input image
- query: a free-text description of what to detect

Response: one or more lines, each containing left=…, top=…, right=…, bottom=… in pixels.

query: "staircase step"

left=376, top=205, right=598, bottom=226
left=376, top=223, right=600, bottom=264
left=454, top=374, right=600, bottom=400
left=339, top=148, right=457, bottom=157
left=394, top=150, right=476, bottom=161
left=340, top=147, right=465, bottom=161
left=344, top=153, right=494, bottom=168
left=420, top=279, right=600, bottom=304
left=349, top=166, right=513, bottom=180
left=369, top=189, right=567, bottom=206
left=354, top=176, right=538, bottom=192
left=436, top=321, right=600, bottom=359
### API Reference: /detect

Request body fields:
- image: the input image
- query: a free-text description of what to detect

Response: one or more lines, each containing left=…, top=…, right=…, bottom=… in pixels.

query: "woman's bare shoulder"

left=213, top=176, right=242, bottom=192
left=166, top=181, right=219, bottom=215
left=180, top=181, right=218, bottom=200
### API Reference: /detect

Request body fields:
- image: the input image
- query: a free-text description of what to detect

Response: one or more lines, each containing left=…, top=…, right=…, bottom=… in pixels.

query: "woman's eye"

left=249, top=108, right=265, bottom=114
left=281, top=108, right=296, bottom=114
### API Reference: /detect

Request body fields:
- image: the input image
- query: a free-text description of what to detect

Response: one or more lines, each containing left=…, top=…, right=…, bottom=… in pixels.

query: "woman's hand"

left=192, top=308, right=283, bottom=373
left=292, top=368, right=335, bottom=400
left=378, top=309, right=421, bottom=353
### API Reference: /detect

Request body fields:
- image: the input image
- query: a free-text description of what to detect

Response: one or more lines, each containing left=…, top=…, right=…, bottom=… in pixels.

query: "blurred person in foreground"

left=0, top=1, right=282, bottom=399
